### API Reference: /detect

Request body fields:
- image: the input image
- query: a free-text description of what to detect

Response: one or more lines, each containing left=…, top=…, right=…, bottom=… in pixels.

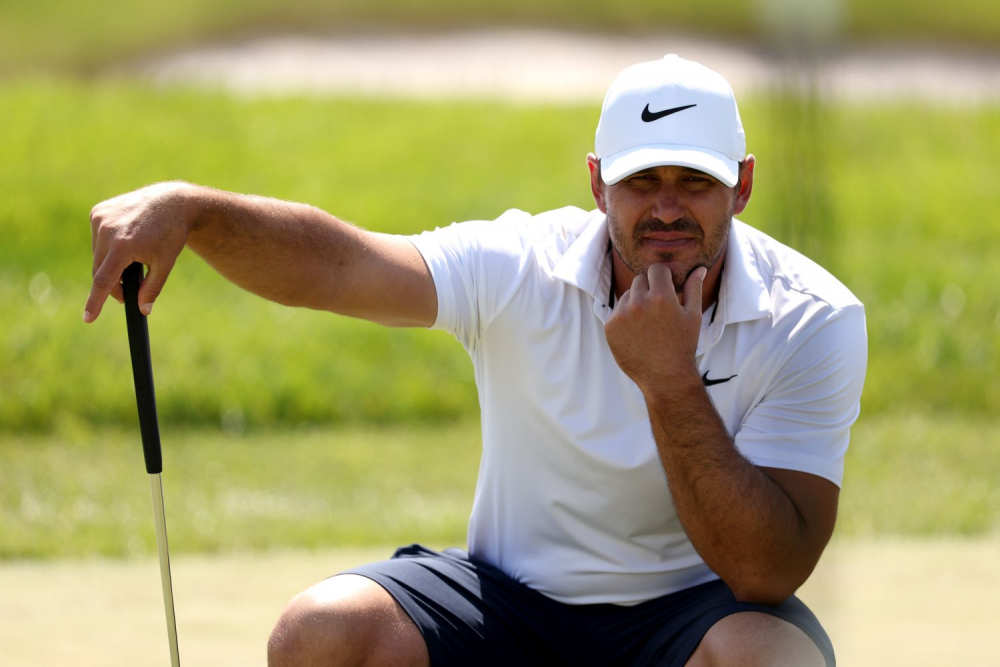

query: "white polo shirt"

left=409, top=206, right=867, bottom=606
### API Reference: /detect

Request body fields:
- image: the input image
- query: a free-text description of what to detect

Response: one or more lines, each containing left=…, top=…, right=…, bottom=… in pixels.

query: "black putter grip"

left=122, top=262, right=163, bottom=475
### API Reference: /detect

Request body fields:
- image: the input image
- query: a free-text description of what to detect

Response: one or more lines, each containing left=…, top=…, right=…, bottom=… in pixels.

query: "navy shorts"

left=346, top=544, right=835, bottom=666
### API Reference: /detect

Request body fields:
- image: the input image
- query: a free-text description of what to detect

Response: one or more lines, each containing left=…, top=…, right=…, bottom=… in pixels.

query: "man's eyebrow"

left=678, top=167, right=712, bottom=176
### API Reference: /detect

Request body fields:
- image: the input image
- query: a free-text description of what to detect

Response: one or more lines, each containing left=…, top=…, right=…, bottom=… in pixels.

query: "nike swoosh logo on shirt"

left=702, top=372, right=737, bottom=387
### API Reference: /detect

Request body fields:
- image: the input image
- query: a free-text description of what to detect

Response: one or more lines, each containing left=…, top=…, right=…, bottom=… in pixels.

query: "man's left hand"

left=604, top=264, right=706, bottom=396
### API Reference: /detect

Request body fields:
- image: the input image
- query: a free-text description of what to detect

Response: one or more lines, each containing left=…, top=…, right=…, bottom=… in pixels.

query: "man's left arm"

left=640, top=373, right=840, bottom=606
left=605, top=264, right=865, bottom=605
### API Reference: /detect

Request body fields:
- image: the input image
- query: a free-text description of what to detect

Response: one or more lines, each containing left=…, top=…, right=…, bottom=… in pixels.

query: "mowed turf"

left=4, top=538, right=999, bottom=666
left=2, top=413, right=999, bottom=560
left=1, top=422, right=482, bottom=559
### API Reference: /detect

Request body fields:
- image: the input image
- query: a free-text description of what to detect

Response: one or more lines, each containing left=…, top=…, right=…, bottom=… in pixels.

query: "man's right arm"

left=85, top=181, right=437, bottom=328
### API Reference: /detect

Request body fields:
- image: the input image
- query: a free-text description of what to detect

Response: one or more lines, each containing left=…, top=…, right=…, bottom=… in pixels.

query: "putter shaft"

left=151, top=474, right=180, bottom=667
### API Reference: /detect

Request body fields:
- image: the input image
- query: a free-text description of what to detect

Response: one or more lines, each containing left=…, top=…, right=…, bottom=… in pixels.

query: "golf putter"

left=122, top=262, right=181, bottom=667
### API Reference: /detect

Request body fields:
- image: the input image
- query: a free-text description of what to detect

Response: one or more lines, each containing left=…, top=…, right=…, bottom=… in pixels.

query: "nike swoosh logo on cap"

left=641, top=103, right=697, bottom=123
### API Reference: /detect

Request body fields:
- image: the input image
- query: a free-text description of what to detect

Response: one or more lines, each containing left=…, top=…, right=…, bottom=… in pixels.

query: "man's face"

left=589, top=158, right=754, bottom=292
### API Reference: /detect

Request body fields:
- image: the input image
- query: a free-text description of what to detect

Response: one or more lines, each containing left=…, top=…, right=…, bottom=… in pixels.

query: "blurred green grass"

left=3, top=413, right=998, bottom=560
left=2, top=0, right=1000, bottom=74
left=2, top=81, right=999, bottom=431
left=1, top=422, right=482, bottom=559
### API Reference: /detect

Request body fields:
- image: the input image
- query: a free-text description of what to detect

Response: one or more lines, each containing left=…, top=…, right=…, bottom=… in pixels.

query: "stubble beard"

left=607, top=207, right=733, bottom=291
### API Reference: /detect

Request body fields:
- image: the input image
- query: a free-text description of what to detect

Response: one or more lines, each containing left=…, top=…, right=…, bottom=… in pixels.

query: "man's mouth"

left=642, top=232, right=696, bottom=251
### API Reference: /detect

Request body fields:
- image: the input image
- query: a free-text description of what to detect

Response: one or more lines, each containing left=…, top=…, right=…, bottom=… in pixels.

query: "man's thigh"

left=686, top=612, right=826, bottom=667
left=337, top=546, right=835, bottom=666
left=621, top=581, right=834, bottom=666
left=268, top=574, right=429, bottom=667
left=344, top=545, right=576, bottom=665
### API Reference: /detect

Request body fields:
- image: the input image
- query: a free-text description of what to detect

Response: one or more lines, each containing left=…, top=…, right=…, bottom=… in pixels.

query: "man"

left=87, top=55, right=866, bottom=665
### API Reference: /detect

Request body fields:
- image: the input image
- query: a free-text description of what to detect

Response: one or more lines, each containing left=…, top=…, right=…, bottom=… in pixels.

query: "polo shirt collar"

left=717, top=219, right=771, bottom=326
left=552, top=210, right=611, bottom=302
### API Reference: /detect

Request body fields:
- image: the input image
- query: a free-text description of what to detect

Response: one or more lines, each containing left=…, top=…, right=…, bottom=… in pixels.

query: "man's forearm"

left=183, top=184, right=366, bottom=310
left=86, top=181, right=436, bottom=326
left=645, top=371, right=812, bottom=604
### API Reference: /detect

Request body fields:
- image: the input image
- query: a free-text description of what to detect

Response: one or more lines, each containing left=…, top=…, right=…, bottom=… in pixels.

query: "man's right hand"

left=85, top=182, right=437, bottom=328
left=86, top=181, right=196, bottom=323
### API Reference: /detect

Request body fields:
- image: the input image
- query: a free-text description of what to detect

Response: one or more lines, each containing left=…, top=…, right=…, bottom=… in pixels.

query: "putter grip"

left=122, top=262, right=163, bottom=475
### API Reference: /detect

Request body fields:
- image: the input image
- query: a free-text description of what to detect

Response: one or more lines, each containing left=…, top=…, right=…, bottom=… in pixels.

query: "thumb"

left=137, top=259, right=175, bottom=316
left=682, top=266, right=707, bottom=313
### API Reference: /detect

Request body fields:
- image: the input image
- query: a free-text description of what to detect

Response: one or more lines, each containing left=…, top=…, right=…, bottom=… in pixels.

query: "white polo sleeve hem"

left=407, top=234, right=459, bottom=334
left=406, top=211, right=535, bottom=350
left=732, top=304, right=867, bottom=490
left=736, top=444, right=847, bottom=487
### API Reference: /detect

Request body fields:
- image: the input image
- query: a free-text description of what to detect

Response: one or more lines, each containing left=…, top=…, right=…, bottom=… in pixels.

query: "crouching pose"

left=87, top=55, right=866, bottom=665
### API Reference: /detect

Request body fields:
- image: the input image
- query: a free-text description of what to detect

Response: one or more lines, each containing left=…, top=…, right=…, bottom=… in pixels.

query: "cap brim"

left=601, top=144, right=739, bottom=188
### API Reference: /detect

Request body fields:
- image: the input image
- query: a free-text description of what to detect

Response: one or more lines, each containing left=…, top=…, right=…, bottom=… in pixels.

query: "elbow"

left=721, top=549, right=820, bottom=606
left=727, top=574, right=804, bottom=607
left=731, top=587, right=794, bottom=607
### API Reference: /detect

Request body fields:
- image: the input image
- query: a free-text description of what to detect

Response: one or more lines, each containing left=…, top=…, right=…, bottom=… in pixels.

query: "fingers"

left=87, top=203, right=114, bottom=321
left=682, top=266, right=708, bottom=314
left=644, top=263, right=706, bottom=310
left=137, top=259, right=175, bottom=315
left=616, top=288, right=631, bottom=310
left=621, top=264, right=706, bottom=318
left=630, top=271, right=650, bottom=295
left=90, top=225, right=124, bottom=307
left=85, top=185, right=186, bottom=322
left=623, top=266, right=671, bottom=314
left=645, top=263, right=674, bottom=294
left=84, top=249, right=131, bottom=323
left=85, top=255, right=175, bottom=320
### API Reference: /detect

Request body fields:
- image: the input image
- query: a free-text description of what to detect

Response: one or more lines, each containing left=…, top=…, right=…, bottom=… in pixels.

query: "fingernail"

left=83, top=310, right=92, bottom=323
left=140, top=303, right=152, bottom=316
left=698, top=267, right=708, bottom=280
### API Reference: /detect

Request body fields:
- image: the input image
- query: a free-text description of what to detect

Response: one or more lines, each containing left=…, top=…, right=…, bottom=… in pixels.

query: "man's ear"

left=732, top=155, right=755, bottom=216
left=587, top=153, right=607, bottom=214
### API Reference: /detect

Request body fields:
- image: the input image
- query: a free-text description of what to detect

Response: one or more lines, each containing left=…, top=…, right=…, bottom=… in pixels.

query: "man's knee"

left=686, top=611, right=825, bottom=667
left=267, top=574, right=429, bottom=667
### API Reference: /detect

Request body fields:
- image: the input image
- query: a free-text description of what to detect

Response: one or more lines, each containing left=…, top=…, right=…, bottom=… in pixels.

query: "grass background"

left=4, top=412, right=999, bottom=560
left=3, top=85, right=998, bottom=430
left=2, top=3, right=999, bottom=559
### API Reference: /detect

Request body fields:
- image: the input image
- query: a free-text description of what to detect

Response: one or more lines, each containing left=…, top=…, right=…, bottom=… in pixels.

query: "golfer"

left=87, top=55, right=866, bottom=666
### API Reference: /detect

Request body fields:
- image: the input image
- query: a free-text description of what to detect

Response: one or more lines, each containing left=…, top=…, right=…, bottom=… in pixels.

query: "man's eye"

left=684, top=176, right=716, bottom=188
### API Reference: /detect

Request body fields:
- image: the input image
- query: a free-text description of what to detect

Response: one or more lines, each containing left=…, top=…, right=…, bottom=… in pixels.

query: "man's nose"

left=649, top=183, right=686, bottom=221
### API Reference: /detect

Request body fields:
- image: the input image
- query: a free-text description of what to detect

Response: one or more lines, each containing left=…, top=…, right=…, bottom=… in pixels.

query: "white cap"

left=595, top=55, right=745, bottom=187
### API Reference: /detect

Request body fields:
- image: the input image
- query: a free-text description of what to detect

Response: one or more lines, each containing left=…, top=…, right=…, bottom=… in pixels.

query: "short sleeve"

left=407, top=209, right=534, bottom=350
left=734, top=304, right=868, bottom=487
